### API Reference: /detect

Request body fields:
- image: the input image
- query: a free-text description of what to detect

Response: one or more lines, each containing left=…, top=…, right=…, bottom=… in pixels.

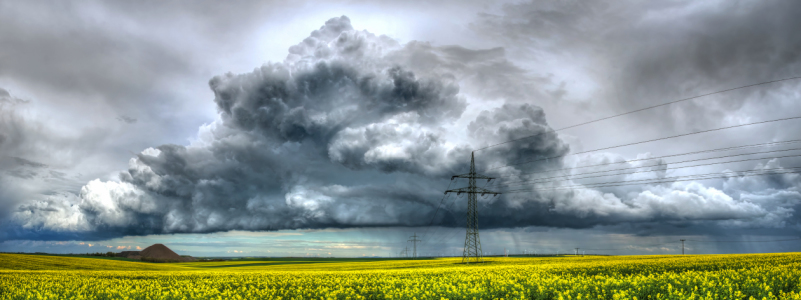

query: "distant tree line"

left=140, top=257, right=182, bottom=263
left=84, top=252, right=116, bottom=257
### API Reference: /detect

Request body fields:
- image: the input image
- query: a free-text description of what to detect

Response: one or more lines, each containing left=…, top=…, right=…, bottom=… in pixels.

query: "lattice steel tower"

left=445, top=152, right=501, bottom=263
left=408, top=233, right=420, bottom=258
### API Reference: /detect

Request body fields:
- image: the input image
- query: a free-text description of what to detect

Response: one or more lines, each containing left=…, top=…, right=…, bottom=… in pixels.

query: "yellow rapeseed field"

left=1, top=252, right=800, bottom=299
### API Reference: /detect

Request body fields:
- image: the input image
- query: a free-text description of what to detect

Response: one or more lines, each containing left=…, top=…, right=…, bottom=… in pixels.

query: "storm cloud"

left=5, top=16, right=569, bottom=239
left=3, top=2, right=801, bottom=243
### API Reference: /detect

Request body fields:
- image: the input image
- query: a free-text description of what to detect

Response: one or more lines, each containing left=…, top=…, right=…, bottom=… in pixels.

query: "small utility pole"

left=680, top=239, right=685, bottom=255
left=575, top=248, right=579, bottom=256
left=408, top=233, right=421, bottom=258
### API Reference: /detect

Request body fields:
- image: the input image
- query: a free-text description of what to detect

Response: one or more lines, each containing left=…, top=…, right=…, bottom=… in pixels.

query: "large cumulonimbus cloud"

left=5, top=15, right=801, bottom=241
left=4, top=16, right=569, bottom=239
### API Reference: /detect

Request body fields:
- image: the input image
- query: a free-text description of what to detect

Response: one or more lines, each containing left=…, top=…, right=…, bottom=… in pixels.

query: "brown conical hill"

left=140, top=244, right=193, bottom=262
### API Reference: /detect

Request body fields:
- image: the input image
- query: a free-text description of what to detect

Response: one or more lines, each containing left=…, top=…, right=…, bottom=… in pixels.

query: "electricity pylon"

left=445, top=152, right=501, bottom=264
left=408, top=233, right=420, bottom=258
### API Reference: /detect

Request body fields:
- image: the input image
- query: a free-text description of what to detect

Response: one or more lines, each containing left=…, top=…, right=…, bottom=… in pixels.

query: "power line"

left=581, top=237, right=801, bottom=252
left=684, top=237, right=801, bottom=243
left=419, top=177, right=496, bottom=249
left=492, top=151, right=801, bottom=188
left=430, top=177, right=499, bottom=249
left=450, top=78, right=801, bottom=256
left=418, top=194, right=453, bottom=246
left=418, top=180, right=454, bottom=244
left=490, top=139, right=801, bottom=180
left=486, top=115, right=801, bottom=171
left=473, top=76, right=801, bottom=152
left=494, top=150, right=801, bottom=188
left=502, top=166, right=801, bottom=193
left=581, top=242, right=674, bottom=251
left=501, top=166, right=801, bottom=194
left=421, top=180, right=496, bottom=253
left=428, top=191, right=468, bottom=246
left=421, top=179, right=496, bottom=251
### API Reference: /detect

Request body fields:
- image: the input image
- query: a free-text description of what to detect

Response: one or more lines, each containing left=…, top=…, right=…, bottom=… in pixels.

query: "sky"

left=1, top=0, right=801, bottom=257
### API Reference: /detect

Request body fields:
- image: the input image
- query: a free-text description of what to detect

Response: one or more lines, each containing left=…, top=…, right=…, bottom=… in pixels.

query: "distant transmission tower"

left=446, top=152, right=501, bottom=263
left=408, top=233, right=420, bottom=258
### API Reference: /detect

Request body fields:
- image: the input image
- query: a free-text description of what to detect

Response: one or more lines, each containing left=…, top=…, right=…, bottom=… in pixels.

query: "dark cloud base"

left=3, top=7, right=801, bottom=242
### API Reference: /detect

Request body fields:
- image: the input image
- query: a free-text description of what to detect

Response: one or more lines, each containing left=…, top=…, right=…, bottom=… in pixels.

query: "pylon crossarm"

left=445, top=187, right=502, bottom=195
left=451, top=173, right=495, bottom=180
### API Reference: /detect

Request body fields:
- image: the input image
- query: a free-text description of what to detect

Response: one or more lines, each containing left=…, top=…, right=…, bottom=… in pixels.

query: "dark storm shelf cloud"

left=4, top=4, right=801, bottom=241
left=5, top=16, right=573, bottom=239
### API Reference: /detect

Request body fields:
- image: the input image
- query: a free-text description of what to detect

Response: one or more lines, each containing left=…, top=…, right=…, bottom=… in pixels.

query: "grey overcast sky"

left=1, top=0, right=801, bottom=257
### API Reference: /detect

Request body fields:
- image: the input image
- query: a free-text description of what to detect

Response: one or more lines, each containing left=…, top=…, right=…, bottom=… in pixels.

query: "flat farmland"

left=1, top=253, right=800, bottom=299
